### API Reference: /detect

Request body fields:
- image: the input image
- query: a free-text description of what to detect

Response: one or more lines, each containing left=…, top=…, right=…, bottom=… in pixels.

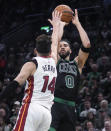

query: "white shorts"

left=13, top=103, right=52, bottom=131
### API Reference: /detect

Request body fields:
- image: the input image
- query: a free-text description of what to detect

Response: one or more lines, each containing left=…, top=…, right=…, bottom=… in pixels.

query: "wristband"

left=0, top=80, right=19, bottom=100
left=81, top=45, right=90, bottom=53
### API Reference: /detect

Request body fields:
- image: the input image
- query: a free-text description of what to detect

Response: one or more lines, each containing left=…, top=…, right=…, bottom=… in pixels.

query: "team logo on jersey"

left=59, top=63, right=77, bottom=76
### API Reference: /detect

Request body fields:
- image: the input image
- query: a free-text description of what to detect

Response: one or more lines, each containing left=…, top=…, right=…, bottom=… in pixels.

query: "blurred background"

left=0, top=0, right=111, bottom=130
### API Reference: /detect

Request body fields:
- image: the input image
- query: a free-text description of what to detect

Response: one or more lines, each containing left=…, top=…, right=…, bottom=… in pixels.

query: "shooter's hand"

left=72, top=9, right=80, bottom=26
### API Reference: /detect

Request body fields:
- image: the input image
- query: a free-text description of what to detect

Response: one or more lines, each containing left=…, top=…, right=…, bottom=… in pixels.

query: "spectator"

left=97, top=55, right=111, bottom=75
left=83, top=121, right=100, bottom=131
left=9, top=101, right=21, bottom=129
left=96, top=109, right=109, bottom=130
left=94, top=92, right=104, bottom=110
left=100, top=71, right=111, bottom=101
left=0, top=116, right=11, bottom=131
left=83, top=111, right=100, bottom=129
left=102, top=120, right=111, bottom=131
left=80, top=100, right=96, bottom=121
left=98, top=100, right=111, bottom=116
left=87, top=64, right=101, bottom=81
left=0, top=106, right=9, bottom=123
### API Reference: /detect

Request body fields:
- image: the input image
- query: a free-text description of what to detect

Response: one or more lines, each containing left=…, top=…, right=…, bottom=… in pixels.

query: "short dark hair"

left=35, top=34, right=51, bottom=54
left=60, top=39, right=71, bottom=48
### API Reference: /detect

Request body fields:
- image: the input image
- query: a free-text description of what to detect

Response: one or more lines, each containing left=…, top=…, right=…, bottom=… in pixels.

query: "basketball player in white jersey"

left=0, top=11, right=63, bottom=131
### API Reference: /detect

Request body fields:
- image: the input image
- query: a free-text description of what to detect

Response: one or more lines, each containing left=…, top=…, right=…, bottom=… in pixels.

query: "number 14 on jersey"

left=41, top=76, right=56, bottom=94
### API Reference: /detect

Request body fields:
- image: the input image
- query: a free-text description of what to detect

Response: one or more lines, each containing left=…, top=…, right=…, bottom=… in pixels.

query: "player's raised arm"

left=48, top=11, right=62, bottom=64
left=72, top=9, right=91, bottom=73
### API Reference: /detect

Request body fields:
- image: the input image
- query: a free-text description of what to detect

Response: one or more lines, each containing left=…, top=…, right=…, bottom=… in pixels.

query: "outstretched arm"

left=58, top=21, right=66, bottom=42
left=49, top=11, right=66, bottom=63
left=72, top=9, right=91, bottom=73
left=48, top=11, right=61, bottom=64
left=57, top=21, right=66, bottom=60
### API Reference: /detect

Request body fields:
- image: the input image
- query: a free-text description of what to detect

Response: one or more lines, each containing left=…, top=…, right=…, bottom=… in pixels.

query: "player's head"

left=58, top=39, right=72, bottom=59
left=35, top=34, right=51, bottom=55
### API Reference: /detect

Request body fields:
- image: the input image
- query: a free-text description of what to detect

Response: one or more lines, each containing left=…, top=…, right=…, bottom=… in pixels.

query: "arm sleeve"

left=0, top=80, right=19, bottom=101
left=81, top=45, right=91, bottom=53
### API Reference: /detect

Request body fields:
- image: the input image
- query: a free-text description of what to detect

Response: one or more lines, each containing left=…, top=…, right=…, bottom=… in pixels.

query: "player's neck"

left=64, top=56, right=70, bottom=61
left=37, top=52, right=50, bottom=57
left=61, top=56, right=70, bottom=61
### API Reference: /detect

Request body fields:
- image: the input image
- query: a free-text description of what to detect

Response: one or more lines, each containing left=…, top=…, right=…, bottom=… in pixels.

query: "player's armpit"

left=15, top=62, right=36, bottom=85
left=76, top=49, right=89, bottom=73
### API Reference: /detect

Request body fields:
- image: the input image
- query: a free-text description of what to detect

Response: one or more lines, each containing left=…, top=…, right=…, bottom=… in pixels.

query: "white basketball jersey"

left=22, top=56, right=57, bottom=110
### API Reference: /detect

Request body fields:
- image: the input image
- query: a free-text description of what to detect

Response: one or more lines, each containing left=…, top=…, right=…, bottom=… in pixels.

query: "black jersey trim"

left=54, top=97, right=75, bottom=107
left=30, top=59, right=38, bottom=69
left=73, top=60, right=81, bottom=75
left=57, top=58, right=69, bottom=66
left=73, top=60, right=79, bottom=68
left=56, top=58, right=62, bottom=67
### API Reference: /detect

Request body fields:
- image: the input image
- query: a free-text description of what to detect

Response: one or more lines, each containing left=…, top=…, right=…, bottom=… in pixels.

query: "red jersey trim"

left=13, top=76, right=34, bottom=131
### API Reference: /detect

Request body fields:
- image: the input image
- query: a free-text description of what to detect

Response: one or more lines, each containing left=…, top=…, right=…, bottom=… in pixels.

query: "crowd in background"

left=0, top=0, right=111, bottom=131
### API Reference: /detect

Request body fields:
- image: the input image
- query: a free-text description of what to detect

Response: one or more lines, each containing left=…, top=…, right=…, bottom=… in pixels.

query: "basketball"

left=54, top=5, right=73, bottom=23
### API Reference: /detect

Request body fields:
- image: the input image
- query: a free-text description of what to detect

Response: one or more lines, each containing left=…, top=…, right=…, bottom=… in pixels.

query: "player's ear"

left=34, top=48, right=37, bottom=56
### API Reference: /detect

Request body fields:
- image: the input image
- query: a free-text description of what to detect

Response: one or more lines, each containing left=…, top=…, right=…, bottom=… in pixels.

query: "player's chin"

left=59, top=52, right=65, bottom=56
left=59, top=53, right=67, bottom=59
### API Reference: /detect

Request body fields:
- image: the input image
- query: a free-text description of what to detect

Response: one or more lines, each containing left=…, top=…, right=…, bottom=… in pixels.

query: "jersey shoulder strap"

left=30, top=58, right=38, bottom=69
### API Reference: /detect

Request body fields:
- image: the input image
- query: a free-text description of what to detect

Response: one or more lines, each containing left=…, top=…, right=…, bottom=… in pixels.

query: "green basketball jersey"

left=54, top=59, right=80, bottom=101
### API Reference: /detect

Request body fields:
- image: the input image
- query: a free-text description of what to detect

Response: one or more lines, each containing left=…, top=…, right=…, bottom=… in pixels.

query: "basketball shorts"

left=49, top=97, right=76, bottom=131
left=13, top=102, right=51, bottom=131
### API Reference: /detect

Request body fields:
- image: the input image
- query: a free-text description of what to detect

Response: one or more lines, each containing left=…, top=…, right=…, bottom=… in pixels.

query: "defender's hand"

left=58, top=21, right=67, bottom=41
left=48, top=10, right=62, bottom=28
